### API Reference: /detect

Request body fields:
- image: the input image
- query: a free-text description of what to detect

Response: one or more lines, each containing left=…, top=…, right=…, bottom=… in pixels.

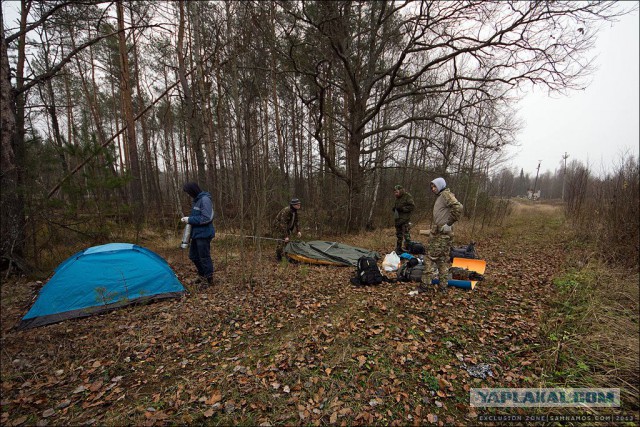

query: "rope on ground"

left=216, top=233, right=284, bottom=242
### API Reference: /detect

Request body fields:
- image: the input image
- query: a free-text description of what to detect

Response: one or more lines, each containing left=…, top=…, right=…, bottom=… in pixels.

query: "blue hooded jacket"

left=187, top=191, right=215, bottom=239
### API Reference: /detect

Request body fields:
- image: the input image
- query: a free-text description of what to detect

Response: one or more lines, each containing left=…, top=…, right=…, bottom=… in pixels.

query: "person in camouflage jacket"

left=274, top=198, right=302, bottom=261
left=418, top=177, right=463, bottom=293
left=392, top=185, right=415, bottom=254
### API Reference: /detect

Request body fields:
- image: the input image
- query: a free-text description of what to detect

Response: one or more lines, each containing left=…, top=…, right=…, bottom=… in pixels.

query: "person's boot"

left=193, top=276, right=207, bottom=286
left=409, top=282, right=432, bottom=296
left=415, top=283, right=432, bottom=293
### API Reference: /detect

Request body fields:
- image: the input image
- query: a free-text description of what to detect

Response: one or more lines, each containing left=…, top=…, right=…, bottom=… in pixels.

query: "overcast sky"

left=508, top=11, right=640, bottom=177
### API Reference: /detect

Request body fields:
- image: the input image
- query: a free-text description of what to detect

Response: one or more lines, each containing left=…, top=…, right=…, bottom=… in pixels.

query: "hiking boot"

left=416, top=284, right=433, bottom=293
left=408, top=284, right=431, bottom=295
left=191, top=276, right=207, bottom=286
left=409, top=284, right=431, bottom=296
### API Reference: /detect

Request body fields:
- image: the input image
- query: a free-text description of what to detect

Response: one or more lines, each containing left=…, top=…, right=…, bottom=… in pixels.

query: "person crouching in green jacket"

left=274, top=198, right=302, bottom=261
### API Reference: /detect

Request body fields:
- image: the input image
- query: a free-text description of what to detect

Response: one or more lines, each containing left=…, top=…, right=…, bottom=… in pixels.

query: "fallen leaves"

left=0, top=212, right=576, bottom=426
left=205, top=390, right=222, bottom=405
left=357, top=355, right=367, bottom=368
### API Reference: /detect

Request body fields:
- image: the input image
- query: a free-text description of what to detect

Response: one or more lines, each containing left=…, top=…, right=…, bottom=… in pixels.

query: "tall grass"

left=545, top=154, right=639, bottom=411
left=564, top=155, right=639, bottom=270
left=542, top=264, right=639, bottom=409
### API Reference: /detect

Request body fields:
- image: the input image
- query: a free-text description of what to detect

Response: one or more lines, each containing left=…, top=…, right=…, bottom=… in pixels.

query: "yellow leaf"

left=358, top=355, right=367, bottom=367
left=437, top=378, right=451, bottom=390
left=205, top=390, right=222, bottom=405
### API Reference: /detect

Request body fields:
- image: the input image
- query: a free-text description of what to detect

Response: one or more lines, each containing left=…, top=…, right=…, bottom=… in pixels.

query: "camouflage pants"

left=395, top=222, right=411, bottom=250
left=425, top=234, right=452, bottom=289
left=275, top=239, right=287, bottom=260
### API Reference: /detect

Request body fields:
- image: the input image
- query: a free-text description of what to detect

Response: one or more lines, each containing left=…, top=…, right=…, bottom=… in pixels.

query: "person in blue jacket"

left=181, top=182, right=215, bottom=285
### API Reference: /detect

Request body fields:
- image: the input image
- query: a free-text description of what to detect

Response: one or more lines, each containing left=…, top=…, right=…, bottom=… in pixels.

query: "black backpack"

left=350, top=256, right=385, bottom=286
left=397, top=258, right=425, bottom=282
left=406, top=241, right=426, bottom=255
left=450, top=242, right=478, bottom=261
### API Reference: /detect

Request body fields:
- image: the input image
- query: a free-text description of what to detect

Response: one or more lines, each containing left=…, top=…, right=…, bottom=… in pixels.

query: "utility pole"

left=562, top=152, right=569, bottom=201
left=533, top=160, right=541, bottom=197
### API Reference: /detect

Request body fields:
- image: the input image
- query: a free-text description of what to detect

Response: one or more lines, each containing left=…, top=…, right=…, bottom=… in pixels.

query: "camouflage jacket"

left=393, top=191, right=415, bottom=224
left=432, top=188, right=463, bottom=232
left=274, top=206, right=299, bottom=236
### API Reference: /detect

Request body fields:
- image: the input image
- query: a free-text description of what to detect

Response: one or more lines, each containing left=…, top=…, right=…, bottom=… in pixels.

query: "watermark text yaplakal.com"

left=470, top=388, right=620, bottom=408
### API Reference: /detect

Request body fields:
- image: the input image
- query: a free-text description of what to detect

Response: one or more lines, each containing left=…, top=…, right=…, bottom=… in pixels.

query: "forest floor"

left=1, top=200, right=638, bottom=426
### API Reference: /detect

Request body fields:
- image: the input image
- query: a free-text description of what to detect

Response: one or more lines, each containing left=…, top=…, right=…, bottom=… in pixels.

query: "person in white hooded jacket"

left=417, top=177, right=463, bottom=293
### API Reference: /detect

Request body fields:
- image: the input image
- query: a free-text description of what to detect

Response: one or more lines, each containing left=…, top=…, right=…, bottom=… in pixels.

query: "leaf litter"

left=1, top=214, right=572, bottom=425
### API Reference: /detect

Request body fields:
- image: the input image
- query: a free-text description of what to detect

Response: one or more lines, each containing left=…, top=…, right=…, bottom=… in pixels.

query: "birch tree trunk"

left=0, top=1, right=30, bottom=262
left=0, top=16, right=21, bottom=262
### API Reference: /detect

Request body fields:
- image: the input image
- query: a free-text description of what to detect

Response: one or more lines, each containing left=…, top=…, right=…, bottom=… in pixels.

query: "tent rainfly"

left=284, top=240, right=379, bottom=267
left=17, top=243, right=185, bottom=330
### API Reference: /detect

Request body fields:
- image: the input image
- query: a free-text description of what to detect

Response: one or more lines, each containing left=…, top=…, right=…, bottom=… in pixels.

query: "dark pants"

left=189, top=237, right=214, bottom=279
left=395, top=222, right=411, bottom=250
left=276, top=239, right=286, bottom=260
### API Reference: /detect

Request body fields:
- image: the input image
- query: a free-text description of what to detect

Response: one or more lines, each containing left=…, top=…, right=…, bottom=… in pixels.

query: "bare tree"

left=279, top=0, right=633, bottom=231
left=1, top=10, right=20, bottom=264
left=1, top=1, right=127, bottom=263
left=116, top=0, right=144, bottom=231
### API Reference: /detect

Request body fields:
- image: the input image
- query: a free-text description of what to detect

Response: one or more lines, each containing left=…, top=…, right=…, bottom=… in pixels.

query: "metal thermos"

left=180, top=223, right=192, bottom=249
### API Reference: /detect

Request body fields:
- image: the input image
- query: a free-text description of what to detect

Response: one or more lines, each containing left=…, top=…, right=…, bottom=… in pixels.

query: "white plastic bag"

left=381, top=251, right=401, bottom=272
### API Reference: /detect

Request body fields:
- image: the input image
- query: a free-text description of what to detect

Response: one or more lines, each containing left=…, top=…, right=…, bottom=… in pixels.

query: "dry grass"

left=541, top=259, right=640, bottom=410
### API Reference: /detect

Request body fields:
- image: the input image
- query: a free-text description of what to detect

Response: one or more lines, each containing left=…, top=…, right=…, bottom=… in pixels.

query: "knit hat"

left=183, top=182, right=202, bottom=199
left=431, top=177, right=446, bottom=192
left=394, top=184, right=404, bottom=191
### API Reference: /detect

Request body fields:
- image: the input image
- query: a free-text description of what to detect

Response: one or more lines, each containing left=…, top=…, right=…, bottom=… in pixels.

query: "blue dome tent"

left=17, top=243, right=185, bottom=330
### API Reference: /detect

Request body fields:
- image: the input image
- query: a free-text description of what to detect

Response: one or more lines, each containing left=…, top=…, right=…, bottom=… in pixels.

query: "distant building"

left=527, top=189, right=541, bottom=200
